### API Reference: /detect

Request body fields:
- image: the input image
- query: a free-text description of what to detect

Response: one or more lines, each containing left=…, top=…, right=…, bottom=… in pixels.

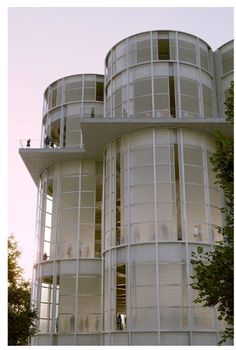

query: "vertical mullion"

left=59, top=78, right=64, bottom=148
left=150, top=32, right=155, bottom=119
left=179, top=129, right=193, bottom=344
left=153, top=128, right=161, bottom=344
left=175, top=32, right=182, bottom=119
left=101, top=153, right=106, bottom=344
left=127, top=134, right=131, bottom=344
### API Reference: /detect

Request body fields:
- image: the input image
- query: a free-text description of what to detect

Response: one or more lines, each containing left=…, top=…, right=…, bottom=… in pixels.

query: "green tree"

left=191, top=81, right=234, bottom=344
left=8, top=234, right=38, bottom=345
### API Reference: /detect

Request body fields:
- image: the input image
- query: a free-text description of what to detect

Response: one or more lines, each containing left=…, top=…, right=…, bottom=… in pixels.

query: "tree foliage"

left=8, top=234, right=38, bottom=345
left=191, top=81, right=234, bottom=344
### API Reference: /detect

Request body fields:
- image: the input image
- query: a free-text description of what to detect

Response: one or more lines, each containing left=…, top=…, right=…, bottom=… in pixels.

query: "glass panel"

left=60, top=177, right=79, bottom=192
left=185, top=184, right=205, bottom=203
left=202, top=84, right=213, bottom=117
left=160, top=307, right=188, bottom=330
left=116, top=264, right=127, bottom=330
left=156, top=146, right=170, bottom=164
left=192, top=307, right=214, bottom=330
left=131, top=264, right=156, bottom=285
left=186, top=202, right=206, bottom=222
left=133, top=78, right=152, bottom=97
left=80, top=191, right=95, bottom=207
left=65, top=82, right=82, bottom=103
left=130, top=166, right=154, bottom=185
left=159, top=263, right=186, bottom=285
left=183, top=147, right=202, bottom=166
left=222, top=48, right=234, bottom=74
left=154, top=95, right=169, bottom=110
left=96, top=81, right=104, bottom=101
left=130, top=203, right=155, bottom=222
left=130, top=147, right=153, bottom=167
left=84, top=88, right=95, bottom=100
left=200, top=47, right=209, bottom=71
left=154, top=77, right=168, bottom=93
left=60, top=192, right=79, bottom=208
left=159, top=285, right=187, bottom=306
left=131, top=286, right=156, bottom=307
left=131, top=307, right=157, bottom=330
left=59, top=208, right=78, bottom=226
left=178, top=40, right=196, bottom=65
left=80, top=208, right=95, bottom=223
left=158, top=39, right=170, bottom=60
left=131, top=222, right=155, bottom=242
left=180, top=79, right=198, bottom=96
left=134, top=95, right=152, bottom=114
left=130, top=185, right=154, bottom=204
left=184, top=165, right=204, bottom=184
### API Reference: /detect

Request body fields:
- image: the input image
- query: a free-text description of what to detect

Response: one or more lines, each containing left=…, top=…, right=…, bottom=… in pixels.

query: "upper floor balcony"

left=19, top=113, right=232, bottom=188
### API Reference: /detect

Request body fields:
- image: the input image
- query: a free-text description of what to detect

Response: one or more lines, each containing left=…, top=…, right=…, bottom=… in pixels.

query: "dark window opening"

left=158, top=39, right=170, bottom=60
left=116, top=264, right=127, bottom=331
left=116, top=139, right=121, bottom=245
left=50, top=120, right=61, bottom=148
left=174, top=143, right=182, bottom=240
left=95, top=162, right=102, bottom=257
left=169, top=77, right=176, bottom=117
left=96, top=82, right=104, bottom=101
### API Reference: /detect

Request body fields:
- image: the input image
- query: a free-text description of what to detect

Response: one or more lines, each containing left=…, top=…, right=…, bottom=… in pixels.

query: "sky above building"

left=8, top=6, right=234, bottom=279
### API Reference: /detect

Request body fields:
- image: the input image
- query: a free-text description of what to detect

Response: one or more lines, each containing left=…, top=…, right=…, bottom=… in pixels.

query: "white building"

left=19, top=30, right=233, bottom=346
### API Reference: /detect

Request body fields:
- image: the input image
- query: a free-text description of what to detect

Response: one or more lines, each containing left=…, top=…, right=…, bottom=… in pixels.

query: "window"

left=84, top=80, right=95, bottom=100
left=64, top=81, right=82, bottom=103
left=222, top=48, right=234, bottom=75
left=200, top=47, right=209, bottom=71
left=134, top=78, right=152, bottom=97
left=178, top=40, right=196, bottom=65
left=202, top=84, right=213, bottom=117
left=158, top=39, right=170, bottom=60
left=96, top=81, right=104, bottom=101
left=169, top=77, right=176, bottom=117
left=116, top=264, right=127, bottom=330
left=154, top=77, right=169, bottom=116
left=180, top=78, right=199, bottom=117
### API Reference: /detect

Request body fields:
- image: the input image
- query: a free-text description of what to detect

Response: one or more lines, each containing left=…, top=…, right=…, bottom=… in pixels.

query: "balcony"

left=19, top=138, right=86, bottom=186
left=19, top=116, right=231, bottom=186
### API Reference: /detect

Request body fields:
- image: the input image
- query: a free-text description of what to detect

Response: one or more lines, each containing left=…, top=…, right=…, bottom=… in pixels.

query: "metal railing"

left=19, top=138, right=84, bottom=149
left=19, top=139, right=43, bottom=148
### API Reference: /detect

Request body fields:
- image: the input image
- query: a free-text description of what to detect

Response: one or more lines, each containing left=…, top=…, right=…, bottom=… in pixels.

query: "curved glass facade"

left=214, top=40, right=234, bottom=117
left=23, top=30, right=233, bottom=346
left=105, top=31, right=216, bottom=119
left=32, top=160, right=103, bottom=345
left=102, top=128, right=223, bottom=343
left=42, top=74, right=104, bottom=148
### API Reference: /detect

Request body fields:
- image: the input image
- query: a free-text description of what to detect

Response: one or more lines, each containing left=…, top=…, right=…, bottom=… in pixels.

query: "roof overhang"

left=80, top=117, right=232, bottom=157
left=19, top=148, right=87, bottom=186
left=19, top=117, right=232, bottom=186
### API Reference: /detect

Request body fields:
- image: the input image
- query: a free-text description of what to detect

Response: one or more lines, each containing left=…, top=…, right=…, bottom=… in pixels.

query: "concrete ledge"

left=80, top=117, right=232, bottom=157
left=19, top=117, right=232, bottom=186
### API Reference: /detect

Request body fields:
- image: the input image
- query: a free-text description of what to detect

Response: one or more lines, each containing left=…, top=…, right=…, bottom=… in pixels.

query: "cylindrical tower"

left=214, top=40, right=234, bottom=117
left=19, top=31, right=233, bottom=346
left=105, top=30, right=217, bottom=120
left=102, top=128, right=224, bottom=345
left=101, top=30, right=232, bottom=345
left=31, top=74, right=104, bottom=346
left=42, top=74, right=104, bottom=148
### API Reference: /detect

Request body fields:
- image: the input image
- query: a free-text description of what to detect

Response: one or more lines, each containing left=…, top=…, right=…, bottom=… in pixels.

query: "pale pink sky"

left=8, top=7, right=234, bottom=279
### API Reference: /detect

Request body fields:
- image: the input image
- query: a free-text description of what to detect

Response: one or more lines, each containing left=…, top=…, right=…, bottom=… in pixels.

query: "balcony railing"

left=19, top=139, right=44, bottom=148
left=19, top=139, right=84, bottom=149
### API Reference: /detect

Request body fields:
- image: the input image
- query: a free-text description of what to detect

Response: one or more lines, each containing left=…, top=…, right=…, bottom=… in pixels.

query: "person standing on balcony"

left=91, top=107, right=95, bottom=118
left=26, top=139, right=31, bottom=147
left=50, top=137, right=54, bottom=148
left=44, top=136, right=50, bottom=148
